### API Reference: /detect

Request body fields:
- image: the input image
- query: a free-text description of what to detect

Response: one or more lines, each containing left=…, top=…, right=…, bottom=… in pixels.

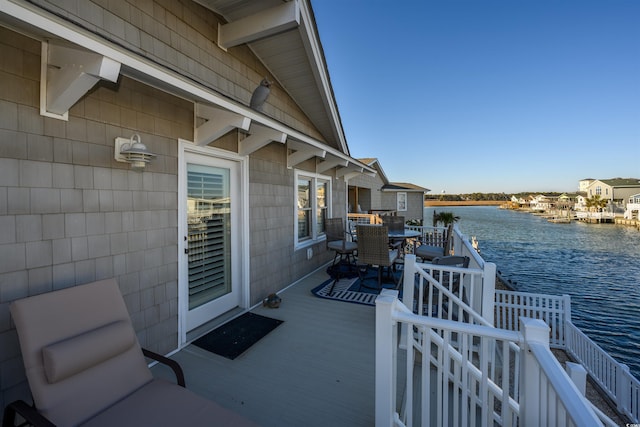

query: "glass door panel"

left=187, top=164, right=231, bottom=310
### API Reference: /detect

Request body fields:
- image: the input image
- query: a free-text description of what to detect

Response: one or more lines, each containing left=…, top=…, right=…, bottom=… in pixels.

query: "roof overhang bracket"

left=40, top=41, right=121, bottom=120
left=336, top=165, right=364, bottom=179
left=317, top=155, right=348, bottom=174
left=287, top=140, right=325, bottom=169
left=194, top=103, right=251, bottom=146
left=239, top=123, right=287, bottom=156
left=217, top=1, right=300, bottom=50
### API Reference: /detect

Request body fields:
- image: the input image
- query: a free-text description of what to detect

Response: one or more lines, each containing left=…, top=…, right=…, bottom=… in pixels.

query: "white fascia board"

left=297, top=0, right=348, bottom=154
left=0, top=0, right=364, bottom=169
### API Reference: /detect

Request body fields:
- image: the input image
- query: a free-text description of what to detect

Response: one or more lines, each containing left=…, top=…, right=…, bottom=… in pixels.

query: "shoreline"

left=424, top=200, right=504, bottom=206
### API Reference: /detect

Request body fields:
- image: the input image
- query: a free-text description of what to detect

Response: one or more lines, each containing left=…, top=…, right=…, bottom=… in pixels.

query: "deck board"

left=151, top=266, right=626, bottom=426
left=151, top=268, right=377, bottom=426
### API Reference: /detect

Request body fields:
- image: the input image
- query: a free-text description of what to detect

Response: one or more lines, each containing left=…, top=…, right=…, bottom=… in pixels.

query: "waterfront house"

left=579, top=177, right=597, bottom=193
left=0, top=0, right=378, bottom=412
left=575, top=193, right=588, bottom=212
left=624, top=193, right=640, bottom=220
left=557, top=193, right=578, bottom=210
left=585, top=178, right=640, bottom=214
left=529, top=194, right=557, bottom=212
left=348, top=158, right=428, bottom=223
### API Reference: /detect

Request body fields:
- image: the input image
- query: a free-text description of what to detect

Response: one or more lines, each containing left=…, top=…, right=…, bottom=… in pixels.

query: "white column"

left=375, top=291, right=398, bottom=427
left=519, top=317, right=551, bottom=427
left=566, top=362, right=587, bottom=396
left=482, top=262, right=496, bottom=325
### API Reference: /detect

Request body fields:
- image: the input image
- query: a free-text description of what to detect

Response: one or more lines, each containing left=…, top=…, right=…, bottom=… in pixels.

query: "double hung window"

left=295, top=171, right=331, bottom=247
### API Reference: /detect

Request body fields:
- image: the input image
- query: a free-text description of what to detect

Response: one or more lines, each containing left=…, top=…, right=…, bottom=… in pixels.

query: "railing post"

left=482, top=262, right=496, bottom=326
left=566, top=362, right=587, bottom=396
left=519, top=317, right=551, bottom=426
left=562, top=295, right=571, bottom=350
left=375, top=290, right=398, bottom=427
left=398, top=254, right=416, bottom=350
left=402, top=254, right=416, bottom=310
left=615, top=363, right=630, bottom=415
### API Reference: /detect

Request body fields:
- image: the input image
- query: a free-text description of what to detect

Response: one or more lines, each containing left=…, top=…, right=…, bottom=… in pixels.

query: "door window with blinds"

left=295, top=170, right=331, bottom=248
left=187, top=164, right=231, bottom=309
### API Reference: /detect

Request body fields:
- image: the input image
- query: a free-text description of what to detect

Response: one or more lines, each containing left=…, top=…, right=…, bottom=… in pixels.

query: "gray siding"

left=0, top=24, right=338, bottom=414
left=28, top=0, right=323, bottom=141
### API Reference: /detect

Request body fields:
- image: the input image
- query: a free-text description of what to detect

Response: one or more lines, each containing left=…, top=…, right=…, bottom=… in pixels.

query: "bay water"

left=424, top=205, right=640, bottom=379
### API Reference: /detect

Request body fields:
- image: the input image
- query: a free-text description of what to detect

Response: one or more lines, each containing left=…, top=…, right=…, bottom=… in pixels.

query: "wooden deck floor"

left=151, top=266, right=627, bottom=426
left=151, top=267, right=377, bottom=427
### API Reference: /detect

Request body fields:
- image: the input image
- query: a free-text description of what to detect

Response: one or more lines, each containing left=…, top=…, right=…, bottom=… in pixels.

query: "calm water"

left=425, top=206, right=640, bottom=379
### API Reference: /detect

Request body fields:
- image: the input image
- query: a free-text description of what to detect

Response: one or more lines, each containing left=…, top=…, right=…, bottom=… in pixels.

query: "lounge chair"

left=3, top=278, right=257, bottom=427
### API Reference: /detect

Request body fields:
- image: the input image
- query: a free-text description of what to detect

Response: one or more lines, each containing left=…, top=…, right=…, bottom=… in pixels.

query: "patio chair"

left=356, top=224, right=399, bottom=290
left=326, top=217, right=357, bottom=269
left=382, top=216, right=405, bottom=257
left=415, top=223, right=453, bottom=262
left=3, top=278, right=257, bottom=427
left=325, top=218, right=358, bottom=294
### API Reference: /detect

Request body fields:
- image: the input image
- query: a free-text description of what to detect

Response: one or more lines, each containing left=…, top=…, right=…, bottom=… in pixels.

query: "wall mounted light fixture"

left=114, top=134, right=156, bottom=171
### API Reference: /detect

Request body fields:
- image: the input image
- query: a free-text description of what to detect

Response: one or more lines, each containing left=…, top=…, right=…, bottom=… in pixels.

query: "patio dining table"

left=387, top=228, right=420, bottom=258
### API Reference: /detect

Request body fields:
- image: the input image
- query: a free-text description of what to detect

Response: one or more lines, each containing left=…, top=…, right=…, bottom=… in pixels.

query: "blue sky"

left=311, top=0, right=640, bottom=194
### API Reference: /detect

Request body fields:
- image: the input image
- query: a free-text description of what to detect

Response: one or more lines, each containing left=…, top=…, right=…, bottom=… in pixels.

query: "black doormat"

left=192, top=312, right=283, bottom=360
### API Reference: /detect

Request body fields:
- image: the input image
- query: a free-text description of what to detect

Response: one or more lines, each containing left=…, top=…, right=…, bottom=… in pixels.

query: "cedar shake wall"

left=0, top=28, right=191, bottom=410
left=249, top=144, right=343, bottom=302
left=27, top=0, right=324, bottom=141
left=0, top=10, right=339, bottom=411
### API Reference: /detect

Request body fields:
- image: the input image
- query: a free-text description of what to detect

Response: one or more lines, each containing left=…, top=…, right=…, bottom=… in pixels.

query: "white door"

left=180, top=148, right=242, bottom=334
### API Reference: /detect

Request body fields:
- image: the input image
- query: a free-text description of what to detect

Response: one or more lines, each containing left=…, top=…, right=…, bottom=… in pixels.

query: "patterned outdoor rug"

left=311, top=266, right=402, bottom=306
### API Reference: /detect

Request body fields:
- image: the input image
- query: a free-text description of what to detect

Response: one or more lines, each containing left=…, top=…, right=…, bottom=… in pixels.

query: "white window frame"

left=294, top=170, right=332, bottom=249
left=397, top=192, right=407, bottom=212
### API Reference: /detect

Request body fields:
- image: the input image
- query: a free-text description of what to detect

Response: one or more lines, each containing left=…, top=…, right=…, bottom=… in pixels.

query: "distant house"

left=579, top=178, right=596, bottom=192
left=347, top=158, right=429, bottom=223
left=624, top=194, right=640, bottom=220
left=557, top=193, right=578, bottom=210
left=574, top=193, right=588, bottom=212
left=530, top=194, right=557, bottom=211
left=585, top=178, right=640, bottom=214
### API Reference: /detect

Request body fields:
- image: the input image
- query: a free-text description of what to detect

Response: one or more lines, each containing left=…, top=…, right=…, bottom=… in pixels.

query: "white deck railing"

left=565, top=321, right=640, bottom=422
left=448, top=223, right=639, bottom=423
left=495, top=290, right=640, bottom=423
left=375, top=285, right=602, bottom=426
left=495, top=290, right=570, bottom=348
left=381, top=223, right=638, bottom=424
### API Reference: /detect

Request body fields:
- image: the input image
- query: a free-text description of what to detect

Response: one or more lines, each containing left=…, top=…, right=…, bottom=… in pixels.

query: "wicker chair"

left=356, top=224, right=399, bottom=290
left=382, top=215, right=405, bottom=256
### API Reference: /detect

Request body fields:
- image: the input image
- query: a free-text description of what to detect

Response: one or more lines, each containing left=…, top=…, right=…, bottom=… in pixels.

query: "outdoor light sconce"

left=114, top=134, right=156, bottom=171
